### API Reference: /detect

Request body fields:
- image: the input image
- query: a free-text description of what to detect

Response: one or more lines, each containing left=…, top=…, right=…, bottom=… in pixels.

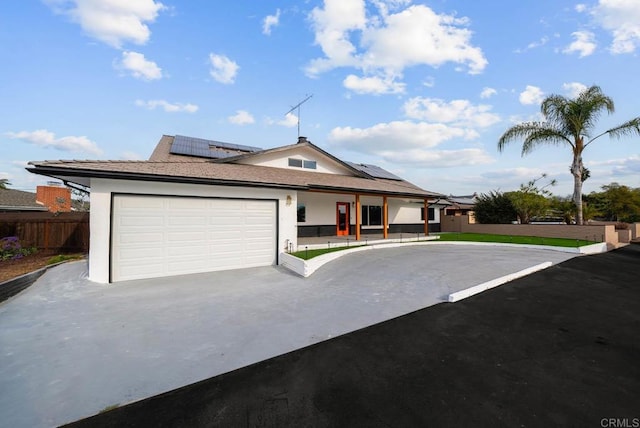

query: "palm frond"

left=498, top=122, right=572, bottom=155
left=586, top=117, right=640, bottom=147
left=607, top=117, right=640, bottom=139
left=498, top=122, right=544, bottom=152
left=522, top=128, right=573, bottom=156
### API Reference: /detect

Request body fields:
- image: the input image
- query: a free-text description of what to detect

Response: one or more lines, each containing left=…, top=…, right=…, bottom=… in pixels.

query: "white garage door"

left=111, top=195, right=277, bottom=282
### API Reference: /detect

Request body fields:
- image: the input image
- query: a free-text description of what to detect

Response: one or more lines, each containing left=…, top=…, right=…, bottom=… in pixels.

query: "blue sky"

left=1, top=0, right=639, bottom=197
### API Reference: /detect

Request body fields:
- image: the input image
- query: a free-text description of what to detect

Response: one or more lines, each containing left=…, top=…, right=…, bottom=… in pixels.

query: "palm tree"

left=498, top=85, right=640, bottom=224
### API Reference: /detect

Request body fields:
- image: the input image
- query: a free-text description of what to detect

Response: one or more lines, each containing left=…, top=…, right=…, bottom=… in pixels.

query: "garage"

left=111, top=194, right=277, bottom=282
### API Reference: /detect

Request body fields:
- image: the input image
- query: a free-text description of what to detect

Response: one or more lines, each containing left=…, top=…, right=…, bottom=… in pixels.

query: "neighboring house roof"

left=27, top=135, right=444, bottom=199
left=446, top=193, right=478, bottom=210
left=0, top=188, right=47, bottom=211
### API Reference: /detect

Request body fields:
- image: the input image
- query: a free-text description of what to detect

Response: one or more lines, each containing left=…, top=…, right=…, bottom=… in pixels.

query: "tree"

left=550, top=197, right=576, bottom=224
left=505, top=174, right=555, bottom=224
left=474, top=191, right=517, bottom=224
left=498, top=85, right=640, bottom=225
left=591, top=183, right=640, bottom=222
left=0, top=178, right=10, bottom=189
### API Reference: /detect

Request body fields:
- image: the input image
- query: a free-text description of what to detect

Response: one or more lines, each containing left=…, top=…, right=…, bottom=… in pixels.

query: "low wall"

left=441, top=215, right=618, bottom=248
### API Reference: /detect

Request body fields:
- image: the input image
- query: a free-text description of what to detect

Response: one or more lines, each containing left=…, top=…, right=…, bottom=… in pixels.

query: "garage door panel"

left=112, top=195, right=277, bottom=282
left=120, top=232, right=164, bottom=244
left=120, top=215, right=165, bottom=227
left=117, top=247, right=164, bottom=261
left=166, top=244, right=210, bottom=257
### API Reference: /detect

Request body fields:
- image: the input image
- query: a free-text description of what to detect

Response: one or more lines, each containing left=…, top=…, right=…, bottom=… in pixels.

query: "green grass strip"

left=435, top=233, right=594, bottom=247
left=291, top=245, right=365, bottom=260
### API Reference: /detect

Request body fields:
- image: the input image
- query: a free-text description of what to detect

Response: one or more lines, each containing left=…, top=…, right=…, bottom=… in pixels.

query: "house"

left=27, top=135, right=443, bottom=283
left=0, top=188, right=47, bottom=212
left=0, top=183, right=71, bottom=213
left=444, top=194, right=478, bottom=220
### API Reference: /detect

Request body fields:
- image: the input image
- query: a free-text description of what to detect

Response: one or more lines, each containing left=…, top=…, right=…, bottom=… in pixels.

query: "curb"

left=281, top=240, right=605, bottom=278
left=0, top=261, right=69, bottom=303
left=448, top=262, right=553, bottom=303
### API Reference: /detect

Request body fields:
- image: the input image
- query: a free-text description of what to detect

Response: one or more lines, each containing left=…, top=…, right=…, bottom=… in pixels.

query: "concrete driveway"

left=0, top=244, right=576, bottom=427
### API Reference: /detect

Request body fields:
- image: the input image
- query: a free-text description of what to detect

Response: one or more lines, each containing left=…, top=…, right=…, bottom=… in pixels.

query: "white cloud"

left=45, top=0, right=165, bottom=48
left=563, top=31, right=596, bottom=57
left=593, top=0, right=640, bottom=54
left=575, top=4, right=587, bottom=13
left=519, top=85, right=545, bottom=105
left=278, top=112, right=299, bottom=128
left=343, top=74, right=405, bottom=94
left=329, top=120, right=492, bottom=168
left=515, top=36, right=550, bottom=53
left=209, top=53, right=239, bottom=84
left=562, top=82, right=587, bottom=98
left=119, top=151, right=143, bottom=160
left=587, top=155, right=640, bottom=177
left=6, top=129, right=103, bottom=155
left=263, top=9, right=281, bottom=35
left=117, top=51, right=162, bottom=80
left=329, top=120, right=477, bottom=152
left=228, top=110, right=255, bottom=125
left=480, top=87, right=497, bottom=99
left=135, top=99, right=198, bottom=113
left=403, top=97, right=500, bottom=128
left=379, top=148, right=493, bottom=167
left=306, top=1, right=486, bottom=91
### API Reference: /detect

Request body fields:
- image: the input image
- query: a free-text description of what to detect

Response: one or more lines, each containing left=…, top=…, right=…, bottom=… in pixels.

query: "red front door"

left=336, top=202, right=350, bottom=236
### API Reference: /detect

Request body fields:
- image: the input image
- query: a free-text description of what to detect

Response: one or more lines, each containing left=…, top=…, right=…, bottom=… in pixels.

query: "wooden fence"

left=0, top=212, right=89, bottom=253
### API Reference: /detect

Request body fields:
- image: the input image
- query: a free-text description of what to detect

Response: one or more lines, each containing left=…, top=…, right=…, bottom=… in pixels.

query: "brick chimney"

left=36, top=184, right=72, bottom=212
left=297, top=136, right=308, bottom=144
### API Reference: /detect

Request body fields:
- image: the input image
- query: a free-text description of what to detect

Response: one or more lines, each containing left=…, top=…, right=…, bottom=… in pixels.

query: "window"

left=421, top=207, right=435, bottom=221
left=288, top=158, right=303, bottom=168
left=361, top=205, right=382, bottom=226
left=297, top=203, right=306, bottom=222
left=288, top=158, right=317, bottom=170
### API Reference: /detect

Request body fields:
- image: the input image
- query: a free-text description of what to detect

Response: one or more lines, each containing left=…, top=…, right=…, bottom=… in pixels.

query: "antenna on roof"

left=285, top=94, right=313, bottom=138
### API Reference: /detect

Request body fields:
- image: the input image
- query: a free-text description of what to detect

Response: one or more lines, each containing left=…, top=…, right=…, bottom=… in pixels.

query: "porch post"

left=424, top=199, right=429, bottom=235
left=355, top=194, right=361, bottom=241
left=383, top=196, right=388, bottom=239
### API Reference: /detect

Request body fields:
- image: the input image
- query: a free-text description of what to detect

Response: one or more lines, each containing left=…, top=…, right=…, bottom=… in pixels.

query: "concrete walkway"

left=0, top=244, right=576, bottom=427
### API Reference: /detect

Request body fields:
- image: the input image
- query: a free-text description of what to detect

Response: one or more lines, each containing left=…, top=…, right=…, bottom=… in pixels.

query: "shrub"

left=0, top=236, right=38, bottom=261
left=474, top=191, right=517, bottom=224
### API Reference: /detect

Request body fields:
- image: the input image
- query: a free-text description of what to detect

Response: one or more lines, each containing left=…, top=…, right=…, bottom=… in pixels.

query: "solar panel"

left=347, top=162, right=403, bottom=181
left=170, top=135, right=262, bottom=159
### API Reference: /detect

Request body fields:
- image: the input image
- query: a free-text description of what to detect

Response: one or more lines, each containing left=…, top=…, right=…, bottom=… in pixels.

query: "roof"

left=27, top=135, right=444, bottom=199
left=211, top=136, right=371, bottom=179
left=0, top=188, right=47, bottom=211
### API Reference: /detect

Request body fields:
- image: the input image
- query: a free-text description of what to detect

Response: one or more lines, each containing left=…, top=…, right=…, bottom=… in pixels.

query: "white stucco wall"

left=297, top=192, right=355, bottom=225
left=237, top=145, right=353, bottom=175
left=88, top=178, right=296, bottom=283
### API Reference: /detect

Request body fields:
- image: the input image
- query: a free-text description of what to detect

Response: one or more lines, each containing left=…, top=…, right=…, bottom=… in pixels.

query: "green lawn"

left=291, top=245, right=365, bottom=260
left=290, top=233, right=595, bottom=260
left=435, top=233, right=594, bottom=247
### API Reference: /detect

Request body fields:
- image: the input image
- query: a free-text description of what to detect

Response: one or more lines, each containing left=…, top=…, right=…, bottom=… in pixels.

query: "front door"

left=336, top=202, right=350, bottom=236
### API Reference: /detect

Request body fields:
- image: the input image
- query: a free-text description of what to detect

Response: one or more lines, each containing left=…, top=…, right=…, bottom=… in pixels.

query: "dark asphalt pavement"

left=66, top=245, right=640, bottom=428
